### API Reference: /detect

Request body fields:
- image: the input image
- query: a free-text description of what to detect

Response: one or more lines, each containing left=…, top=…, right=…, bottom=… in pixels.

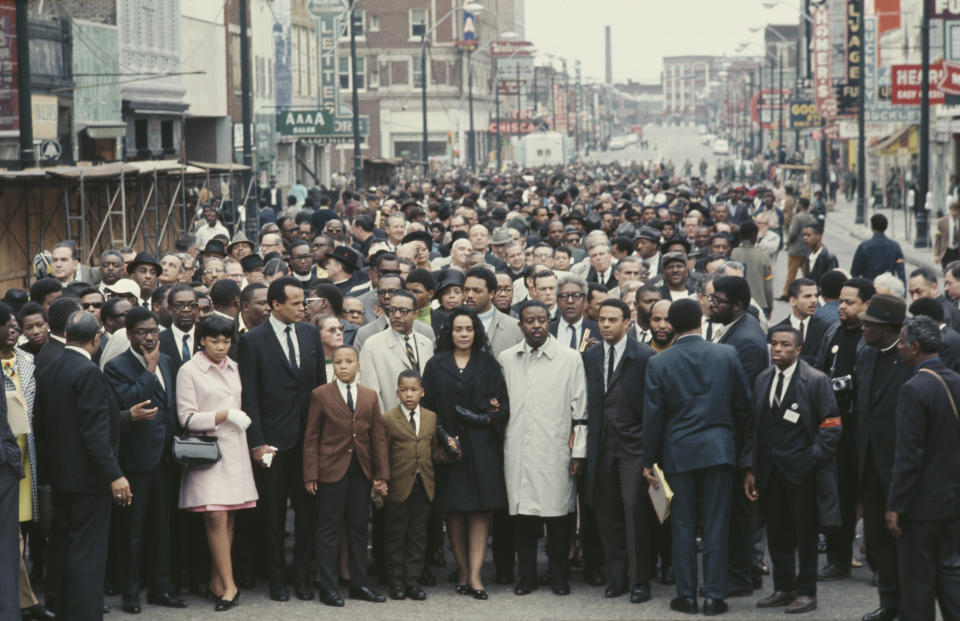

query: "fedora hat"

left=329, top=245, right=362, bottom=272
left=858, top=293, right=906, bottom=325
left=126, top=251, right=161, bottom=275
left=489, top=228, right=512, bottom=246
left=202, top=239, right=227, bottom=258
left=240, top=254, right=264, bottom=272
left=227, top=231, right=256, bottom=255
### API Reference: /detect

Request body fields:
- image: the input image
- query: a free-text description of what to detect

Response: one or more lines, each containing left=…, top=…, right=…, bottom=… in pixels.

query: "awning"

left=873, top=125, right=918, bottom=156
left=82, top=124, right=126, bottom=140
left=187, top=161, right=252, bottom=173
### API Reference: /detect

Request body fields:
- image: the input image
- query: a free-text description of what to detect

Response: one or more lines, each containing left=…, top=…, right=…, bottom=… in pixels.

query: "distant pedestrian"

left=850, top=214, right=906, bottom=286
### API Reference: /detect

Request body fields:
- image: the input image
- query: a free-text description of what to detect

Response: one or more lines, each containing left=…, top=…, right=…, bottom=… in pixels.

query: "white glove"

left=226, top=409, right=251, bottom=430
left=262, top=450, right=275, bottom=468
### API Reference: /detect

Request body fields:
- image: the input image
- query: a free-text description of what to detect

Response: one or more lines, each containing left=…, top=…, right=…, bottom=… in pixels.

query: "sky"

left=524, top=0, right=801, bottom=84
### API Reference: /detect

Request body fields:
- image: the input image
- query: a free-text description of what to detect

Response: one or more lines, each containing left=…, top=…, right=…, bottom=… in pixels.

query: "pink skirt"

left=187, top=500, right=257, bottom=513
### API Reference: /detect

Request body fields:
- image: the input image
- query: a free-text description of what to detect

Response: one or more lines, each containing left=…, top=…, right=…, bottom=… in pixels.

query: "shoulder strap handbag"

left=918, top=368, right=960, bottom=421
left=171, top=413, right=221, bottom=469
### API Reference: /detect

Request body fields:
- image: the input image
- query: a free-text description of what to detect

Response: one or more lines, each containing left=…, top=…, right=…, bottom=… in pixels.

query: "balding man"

left=260, top=233, right=284, bottom=259
left=469, top=225, right=507, bottom=272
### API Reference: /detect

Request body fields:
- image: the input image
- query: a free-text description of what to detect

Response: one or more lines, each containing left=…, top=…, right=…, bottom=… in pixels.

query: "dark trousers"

left=826, top=425, right=859, bottom=567
left=862, top=460, right=900, bottom=610
left=492, top=509, right=516, bottom=575
left=727, top=472, right=756, bottom=590
left=51, top=491, right=111, bottom=621
left=253, top=446, right=317, bottom=587
left=514, top=514, right=571, bottom=582
left=594, top=452, right=654, bottom=585
left=655, top=518, right=672, bottom=573
left=115, top=464, right=173, bottom=600
left=315, top=458, right=371, bottom=590
left=383, top=476, right=431, bottom=586
left=0, top=465, right=19, bottom=621
left=669, top=465, right=733, bottom=600
left=579, top=497, right=604, bottom=578
left=761, top=467, right=818, bottom=597
left=424, top=502, right=444, bottom=568
left=897, top=517, right=960, bottom=621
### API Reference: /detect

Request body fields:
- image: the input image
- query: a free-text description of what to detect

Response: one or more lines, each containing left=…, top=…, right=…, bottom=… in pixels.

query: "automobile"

left=712, top=138, right=730, bottom=155
left=697, top=124, right=707, bottom=134
left=608, top=135, right=630, bottom=150
left=702, top=133, right=716, bottom=146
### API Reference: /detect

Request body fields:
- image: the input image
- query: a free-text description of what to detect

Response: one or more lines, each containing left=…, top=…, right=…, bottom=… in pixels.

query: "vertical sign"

left=0, top=0, right=18, bottom=131
left=575, top=61, right=582, bottom=137
left=811, top=3, right=837, bottom=118
left=553, top=83, right=568, bottom=132
left=308, top=0, right=347, bottom=113
left=837, top=0, right=862, bottom=115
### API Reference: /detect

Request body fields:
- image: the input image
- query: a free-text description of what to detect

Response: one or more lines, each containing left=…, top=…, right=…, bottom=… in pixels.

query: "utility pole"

left=421, top=30, right=428, bottom=176
left=516, top=62, right=521, bottom=140
left=778, top=48, right=783, bottom=160
left=495, top=57, right=501, bottom=172
left=916, top=0, right=930, bottom=247
left=467, top=50, right=475, bottom=171
left=757, top=64, right=763, bottom=156
left=15, top=0, right=34, bottom=168
left=349, top=3, right=363, bottom=187
left=749, top=71, right=755, bottom=156
left=238, top=0, right=257, bottom=236
left=856, top=0, right=866, bottom=224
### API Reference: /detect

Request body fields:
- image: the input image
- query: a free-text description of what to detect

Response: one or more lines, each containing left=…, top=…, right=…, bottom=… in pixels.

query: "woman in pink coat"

left=176, top=315, right=257, bottom=611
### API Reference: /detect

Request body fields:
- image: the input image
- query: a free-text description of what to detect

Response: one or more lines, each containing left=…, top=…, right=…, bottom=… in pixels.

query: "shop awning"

left=82, top=123, right=126, bottom=140
left=873, top=125, right=918, bottom=156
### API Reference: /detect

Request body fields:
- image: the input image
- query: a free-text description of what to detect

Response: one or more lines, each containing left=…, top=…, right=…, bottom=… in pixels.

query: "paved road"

left=120, top=126, right=931, bottom=620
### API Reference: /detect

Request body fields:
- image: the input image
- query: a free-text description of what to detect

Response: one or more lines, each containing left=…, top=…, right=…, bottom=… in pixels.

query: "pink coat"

left=175, top=354, right=258, bottom=510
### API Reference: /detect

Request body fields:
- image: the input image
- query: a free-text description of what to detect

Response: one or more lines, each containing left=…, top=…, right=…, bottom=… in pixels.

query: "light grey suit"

left=358, top=328, right=434, bottom=412
left=486, top=308, right=524, bottom=360
left=354, top=315, right=436, bottom=351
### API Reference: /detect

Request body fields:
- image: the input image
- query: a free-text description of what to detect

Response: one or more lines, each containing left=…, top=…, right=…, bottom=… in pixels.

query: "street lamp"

left=420, top=2, right=484, bottom=176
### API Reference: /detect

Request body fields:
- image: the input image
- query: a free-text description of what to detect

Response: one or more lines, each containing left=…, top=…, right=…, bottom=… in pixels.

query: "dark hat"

left=262, top=251, right=283, bottom=263
left=661, top=251, right=687, bottom=267
left=562, top=211, right=586, bottom=224
left=126, top=251, right=162, bottom=275
left=662, top=236, right=691, bottom=255
left=402, top=230, right=433, bottom=251
left=329, top=245, right=362, bottom=272
left=636, top=226, right=661, bottom=244
left=584, top=211, right=603, bottom=231
left=240, top=254, right=265, bottom=272
left=201, top=239, right=227, bottom=258
left=2, top=288, right=28, bottom=315
left=490, top=205, right=509, bottom=219
left=858, top=293, right=906, bottom=325
left=564, top=225, right=580, bottom=236
left=434, top=271, right=465, bottom=298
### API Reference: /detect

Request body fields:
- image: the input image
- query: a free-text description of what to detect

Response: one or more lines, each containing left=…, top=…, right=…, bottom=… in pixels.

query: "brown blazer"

left=382, top=405, right=453, bottom=503
left=302, top=382, right=389, bottom=485
left=934, top=215, right=956, bottom=263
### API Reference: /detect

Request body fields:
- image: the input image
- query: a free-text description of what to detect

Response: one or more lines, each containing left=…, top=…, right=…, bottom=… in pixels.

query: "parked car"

left=712, top=138, right=730, bottom=156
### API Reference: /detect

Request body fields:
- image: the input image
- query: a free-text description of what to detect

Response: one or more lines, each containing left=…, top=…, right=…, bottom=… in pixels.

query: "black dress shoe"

left=214, top=592, right=239, bottom=612
left=551, top=577, right=570, bottom=596
left=121, top=598, right=141, bottom=615
left=294, top=581, right=315, bottom=601
left=417, top=569, right=437, bottom=586
left=495, top=571, right=515, bottom=585
left=670, top=595, right=698, bottom=614
left=659, top=565, right=675, bottom=585
left=471, top=587, right=488, bottom=600
left=702, top=597, right=728, bottom=615
left=319, top=588, right=344, bottom=607
left=268, top=584, right=289, bottom=602
left=349, top=585, right=386, bottom=603
left=584, top=570, right=606, bottom=586
left=816, top=561, right=851, bottom=581
left=21, top=604, right=56, bottom=620
left=630, top=582, right=651, bottom=603
left=513, top=579, right=537, bottom=595
left=388, top=585, right=406, bottom=600
left=862, top=606, right=899, bottom=621
left=147, top=592, right=187, bottom=608
left=405, top=585, right=427, bottom=600
left=604, top=581, right=625, bottom=598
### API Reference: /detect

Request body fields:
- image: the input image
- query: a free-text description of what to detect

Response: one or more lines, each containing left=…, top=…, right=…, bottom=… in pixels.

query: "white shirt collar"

left=770, top=360, right=798, bottom=406
left=788, top=313, right=808, bottom=331
left=604, top=334, right=628, bottom=359
left=50, top=334, right=66, bottom=344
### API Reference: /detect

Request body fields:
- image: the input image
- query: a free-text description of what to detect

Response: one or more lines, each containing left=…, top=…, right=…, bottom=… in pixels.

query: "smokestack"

left=605, top=25, right=612, bottom=84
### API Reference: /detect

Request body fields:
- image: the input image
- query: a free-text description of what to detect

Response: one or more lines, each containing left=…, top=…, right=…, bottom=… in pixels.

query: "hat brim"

left=857, top=311, right=903, bottom=325
left=127, top=261, right=161, bottom=274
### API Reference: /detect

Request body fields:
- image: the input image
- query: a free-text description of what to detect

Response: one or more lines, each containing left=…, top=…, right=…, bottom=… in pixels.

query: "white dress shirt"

left=335, top=377, right=358, bottom=407
left=788, top=313, right=809, bottom=343
left=130, top=348, right=166, bottom=391
left=269, top=314, right=300, bottom=367
left=603, top=334, right=628, bottom=390
left=634, top=323, right=652, bottom=343
left=806, top=246, right=823, bottom=273
left=400, top=404, right=421, bottom=434
left=170, top=324, right=195, bottom=362
left=558, top=317, right=584, bottom=349
left=769, top=361, right=797, bottom=408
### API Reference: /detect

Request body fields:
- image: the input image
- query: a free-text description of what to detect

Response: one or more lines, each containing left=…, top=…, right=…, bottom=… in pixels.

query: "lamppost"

left=917, top=0, right=930, bottom=247
left=420, top=2, right=484, bottom=177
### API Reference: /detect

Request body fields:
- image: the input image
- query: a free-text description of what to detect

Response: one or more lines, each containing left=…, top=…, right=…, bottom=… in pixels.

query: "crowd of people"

left=1, top=161, right=959, bottom=621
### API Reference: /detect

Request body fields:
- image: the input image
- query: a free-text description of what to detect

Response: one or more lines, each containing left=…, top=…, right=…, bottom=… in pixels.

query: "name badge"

left=783, top=409, right=800, bottom=424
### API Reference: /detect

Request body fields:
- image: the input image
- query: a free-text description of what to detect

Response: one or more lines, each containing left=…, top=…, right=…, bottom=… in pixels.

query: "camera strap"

left=918, top=369, right=959, bottom=422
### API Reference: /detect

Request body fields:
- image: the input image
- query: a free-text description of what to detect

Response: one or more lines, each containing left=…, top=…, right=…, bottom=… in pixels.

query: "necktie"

left=181, top=334, right=191, bottom=361
left=346, top=383, right=354, bottom=412
left=799, top=320, right=805, bottom=346
left=405, top=335, right=417, bottom=368
left=606, top=345, right=615, bottom=390
left=638, top=329, right=647, bottom=343
left=569, top=325, right=578, bottom=349
left=409, top=411, right=416, bottom=433
left=706, top=321, right=713, bottom=341
left=772, top=371, right=784, bottom=411
left=285, top=326, right=299, bottom=373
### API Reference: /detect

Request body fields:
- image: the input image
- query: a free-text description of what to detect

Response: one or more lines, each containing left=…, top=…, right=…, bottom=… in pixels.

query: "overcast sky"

left=524, top=0, right=801, bottom=84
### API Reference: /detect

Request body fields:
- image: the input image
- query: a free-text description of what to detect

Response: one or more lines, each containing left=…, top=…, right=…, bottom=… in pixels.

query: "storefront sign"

left=932, top=0, right=960, bottom=19
left=891, top=62, right=945, bottom=104
left=32, top=94, right=58, bottom=139
left=788, top=100, right=824, bottom=129
left=811, top=4, right=837, bottom=118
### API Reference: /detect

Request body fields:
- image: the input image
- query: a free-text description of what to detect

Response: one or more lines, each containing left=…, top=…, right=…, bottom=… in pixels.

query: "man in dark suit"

left=584, top=299, right=656, bottom=603
left=239, top=277, right=326, bottom=601
left=550, top=273, right=600, bottom=352
left=585, top=242, right=616, bottom=289
left=35, top=311, right=132, bottom=620
left=0, top=304, right=21, bottom=621
left=773, top=278, right=829, bottom=364
left=802, top=222, right=839, bottom=286
left=710, top=275, right=769, bottom=595
left=905, top=266, right=960, bottom=333
left=743, top=326, right=841, bottom=614
left=33, top=296, right=81, bottom=377
left=886, top=316, right=960, bottom=620
left=103, top=307, right=185, bottom=613
left=855, top=294, right=912, bottom=621
left=907, top=297, right=960, bottom=373
left=643, top=299, right=751, bottom=615
left=158, top=285, right=199, bottom=372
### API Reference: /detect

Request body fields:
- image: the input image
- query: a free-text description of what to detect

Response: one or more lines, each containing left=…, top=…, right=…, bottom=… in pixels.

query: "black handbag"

left=172, top=413, right=221, bottom=469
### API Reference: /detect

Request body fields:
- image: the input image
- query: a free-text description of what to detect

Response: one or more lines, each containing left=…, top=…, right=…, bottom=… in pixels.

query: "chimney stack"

left=604, top=25, right=612, bottom=84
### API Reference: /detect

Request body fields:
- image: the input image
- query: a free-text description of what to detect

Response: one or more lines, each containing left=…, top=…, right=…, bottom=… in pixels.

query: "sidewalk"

left=826, top=195, right=939, bottom=272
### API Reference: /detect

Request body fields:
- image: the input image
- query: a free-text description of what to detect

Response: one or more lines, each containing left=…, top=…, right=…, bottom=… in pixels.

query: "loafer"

left=147, top=592, right=187, bottom=608
left=319, top=588, right=344, bottom=607
left=670, top=595, right=698, bottom=614
left=702, top=597, right=729, bottom=615
left=861, top=606, right=899, bottom=621
left=456, top=584, right=471, bottom=595
left=348, top=585, right=386, bottom=603
left=816, top=562, right=851, bottom=581
left=756, top=590, right=796, bottom=607
left=120, top=598, right=141, bottom=615
left=551, top=577, right=570, bottom=596
left=405, top=585, right=427, bottom=600
left=417, top=569, right=436, bottom=586
left=513, top=579, right=537, bottom=595
left=21, top=604, right=56, bottom=620
left=785, top=595, right=817, bottom=614
left=294, top=581, right=314, bottom=601
left=268, top=584, right=289, bottom=602
left=659, top=565, right=675, bottom=585
left=604, top=581, right=625, bottom=598
left=584, top=569, right=606, bottom=586
left=388, top=585, right=406, bottom=600
left=630, top=582, right=650, bottom=603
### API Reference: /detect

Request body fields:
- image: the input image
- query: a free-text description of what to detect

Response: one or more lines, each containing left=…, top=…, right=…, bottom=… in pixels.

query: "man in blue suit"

left=643, top=299, right=752, bottom=615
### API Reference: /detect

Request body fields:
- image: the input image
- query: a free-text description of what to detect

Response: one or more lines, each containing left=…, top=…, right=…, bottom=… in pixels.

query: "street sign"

left=276, top=109, right=368, bottom=137
left=811, top=4, right=838, bottom=118
left=788, top=100, right=824, bottom=129
left=307, top=0, right=346, bottom=17
left=891, top=62, right=945, bottom=105
left=864, top=17, right=920, bottom=122
left=489, top=40, right=534, bottom=56
left=488, top=119, right=535, bottom=134
left=38, top=139, right=61, bottom=161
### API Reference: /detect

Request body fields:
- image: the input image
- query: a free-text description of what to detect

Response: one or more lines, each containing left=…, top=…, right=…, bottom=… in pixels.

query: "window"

left=341, top=10, right=364, bottom=40
left=410, top=9, right=427, bottom=39
left=134, top=119, right=148, bottom=151
left=339, top=56, right=365, bottom=90
left=368, top=14, right=380, bottom=32
left=161, top=120, right=174, bottom=151
left=231, top=33, right=242, bottom=93
left=412, top=55, right=424, bottom=88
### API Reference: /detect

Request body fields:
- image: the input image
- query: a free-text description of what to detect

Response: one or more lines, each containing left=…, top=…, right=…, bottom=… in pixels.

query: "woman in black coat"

left=421, top=306, right=508, bottom=600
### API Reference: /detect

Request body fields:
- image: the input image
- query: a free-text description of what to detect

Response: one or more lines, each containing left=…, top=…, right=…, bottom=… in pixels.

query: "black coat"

left=35, top=349, right=123, bottom=494
left=804, top=246, right=839, bottom=285
left=103, top=349, right=179, bottom=473
left=158, top=327, right=201, bottom=373
left=772, top=314, right=829, bottom=365
left=719, top=312, right=770, bottom=387
left=940, top=326, right=960, bottom=374
left=887, top=360, right=960, bottom=520
left=855, top=344, right=913, bottom=489
left=239, top=320, right=325, bottom=451
left=34, top=337, right=64, bottom=378
left=583, top=337, right=654, bottom=505
left=939, top=295, right=960, bottom=333
left=421, top=349, right=508, bottom=513
left=586, top=266, right=616, bottom=290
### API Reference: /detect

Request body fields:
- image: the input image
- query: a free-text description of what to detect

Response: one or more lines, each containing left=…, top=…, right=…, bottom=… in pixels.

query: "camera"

left=831, top=375, right=854, bottom=393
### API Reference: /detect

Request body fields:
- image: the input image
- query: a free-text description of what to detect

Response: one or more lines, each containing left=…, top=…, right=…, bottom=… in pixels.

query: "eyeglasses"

left=171, top=302, right=197, bottom=311
left=386, top=306, right=415, bottom=316
left=83, top=301, right=104, bottom=309
left=377, top=289, right=399, bottom=296
left=707, top=295, right=730, bottom=306
left=557, top=292, right=585, bottom=301
left=343, top=309, right=364, bottom=316
left=133, top=328, right=160, bottom=338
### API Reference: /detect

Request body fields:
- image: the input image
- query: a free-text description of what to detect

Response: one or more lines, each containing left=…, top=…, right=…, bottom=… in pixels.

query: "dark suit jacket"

left=888, top=360, right=960, bottom=520
left=719, top=312, right=770, bottom=387
left=103, top=349, right=178, bottom=473
left=583, top=337, right=655, bottom=505
left=302, top=382, right=388, bottom=484
left=35, top=348, right=123, bottom=494
left=642, top=336, right=751, bottom=474
left=939, top=295, right=960, bottom=333
left=34, top=337, right=65, bottom=378
left=772, top=314, right=828, bottom=364
left=158, top=327, right=201, bottom=373
left=586, top=266, right=615, bottom=290
left=941, top=326, right=960, bottom=374
left=239, top=320, right=325, bottom=451
left=855, top=344, right=913, bottom=489
left=549, top=317, right=600, bottom=351
left=804, top=246, right=839, bottom=285
left=743, top=360, right=842, bottom=525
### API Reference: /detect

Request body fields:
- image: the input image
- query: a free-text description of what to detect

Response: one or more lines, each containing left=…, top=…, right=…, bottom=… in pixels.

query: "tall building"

left=661, top=55, right=721, bottom=124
